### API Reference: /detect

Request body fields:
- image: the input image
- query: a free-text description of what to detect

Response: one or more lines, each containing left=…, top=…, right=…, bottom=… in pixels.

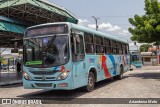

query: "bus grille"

left=34, top=77, right=55, bottom=80
left=30, top=70, right=58, bottom=75
left=35, top=83, right=52, bottom=87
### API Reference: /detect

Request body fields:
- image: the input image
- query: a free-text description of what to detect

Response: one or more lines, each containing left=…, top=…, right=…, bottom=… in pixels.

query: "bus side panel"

left=85, top=55, right=103, bottom=82
left=72, top=61, right=88, bottom=89
left=72, top=54, right=130, bottom=89
left=123, top=54, right=130, bottom=72
left=85, top=54, right=116, bottom=82
left=84, top=54, right=127, bottom=83
left=85, top=55, right=114, bottom=83
left=72, top=55, right=105, bottom=89
left=97, top=54, right=130, bottom=80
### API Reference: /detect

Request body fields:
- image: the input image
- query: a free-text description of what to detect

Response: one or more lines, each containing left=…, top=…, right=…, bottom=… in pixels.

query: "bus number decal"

left=89, top=58, right=95, bottom=63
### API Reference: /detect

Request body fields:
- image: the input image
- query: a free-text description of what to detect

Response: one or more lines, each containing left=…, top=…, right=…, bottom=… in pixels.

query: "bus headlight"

left=57, top=69, right=70, bottom=80
left=23, top=71, right=32, bottom=80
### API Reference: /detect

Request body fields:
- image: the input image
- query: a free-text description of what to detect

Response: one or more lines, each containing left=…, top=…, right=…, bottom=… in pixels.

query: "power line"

left=77, top=15, right=137, bottom=18
left=80, top=22, right=130, bottom=26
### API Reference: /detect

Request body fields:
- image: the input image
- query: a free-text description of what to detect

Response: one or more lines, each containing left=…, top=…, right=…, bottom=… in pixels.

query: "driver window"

left=71, top=32, right=85, bottom=62
left=76, top=34, right=85, bottom=61
left=76, top=34, right=84, bottom=54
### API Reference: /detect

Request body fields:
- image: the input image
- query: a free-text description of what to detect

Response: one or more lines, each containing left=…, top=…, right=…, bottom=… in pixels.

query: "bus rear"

left=23, top=23, right=73, bottom=90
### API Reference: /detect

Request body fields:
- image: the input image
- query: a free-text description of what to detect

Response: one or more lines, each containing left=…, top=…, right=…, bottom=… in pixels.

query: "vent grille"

left=35, top=83, right=52, bottom=87
left=34, top=77, right=55, bottom=80
left=30, top=70, right=58, bottom=75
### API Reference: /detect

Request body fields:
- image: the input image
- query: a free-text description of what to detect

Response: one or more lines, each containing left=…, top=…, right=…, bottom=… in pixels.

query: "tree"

left=128, top=0, right=160, bottom=43
left=139, top=44, right=152, bottom=52
left=153, top=41, right=160, bottom=49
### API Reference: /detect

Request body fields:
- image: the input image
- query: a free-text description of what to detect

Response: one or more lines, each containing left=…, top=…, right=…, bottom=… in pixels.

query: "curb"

left=0, top=80, right=22, bottom=86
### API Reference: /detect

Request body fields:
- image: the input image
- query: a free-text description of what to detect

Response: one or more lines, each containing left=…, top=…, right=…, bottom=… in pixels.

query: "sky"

left=50, top=0, right=145, bottom=50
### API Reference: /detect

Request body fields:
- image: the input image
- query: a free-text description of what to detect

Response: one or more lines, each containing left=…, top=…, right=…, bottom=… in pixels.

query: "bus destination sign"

left=25, top=24, right=68, bottom=37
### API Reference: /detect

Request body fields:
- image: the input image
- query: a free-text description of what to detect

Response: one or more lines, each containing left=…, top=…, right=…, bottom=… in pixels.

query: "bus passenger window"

left=113, top=48, right=117, bottom=54
left=71, top=32, right=85, bottom=62
left=106, top=47, right=111, bottom=54
left=111, top=40, right=117, bottom=54
left=86, top=44, right=94, bottom=53
left=84, top=32, right=94, bottom=54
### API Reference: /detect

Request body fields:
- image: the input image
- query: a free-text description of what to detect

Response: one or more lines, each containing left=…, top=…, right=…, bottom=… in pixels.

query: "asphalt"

left=0, top=66, right=159, bottom=107
left=0, top=69, right=22, bottom=86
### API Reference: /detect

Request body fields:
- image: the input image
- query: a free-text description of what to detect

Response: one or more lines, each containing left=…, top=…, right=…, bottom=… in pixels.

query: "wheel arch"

left=88, top=67, right=97, bottom=82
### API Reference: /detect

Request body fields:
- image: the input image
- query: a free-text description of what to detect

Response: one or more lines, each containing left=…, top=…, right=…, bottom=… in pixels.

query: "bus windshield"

left=131, top=54, right=141, bottom=62
left=23, top=35, right=69, bottom=67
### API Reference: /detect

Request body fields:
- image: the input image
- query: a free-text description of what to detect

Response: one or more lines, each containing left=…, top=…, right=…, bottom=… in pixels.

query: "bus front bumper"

left=23, top=78, right=73, bottom=90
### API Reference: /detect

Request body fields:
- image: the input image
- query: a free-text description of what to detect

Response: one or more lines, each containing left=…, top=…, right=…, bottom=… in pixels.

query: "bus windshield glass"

left=131, top=54, right=141, bottom=62
left=24, top=35, right=69, bottom=67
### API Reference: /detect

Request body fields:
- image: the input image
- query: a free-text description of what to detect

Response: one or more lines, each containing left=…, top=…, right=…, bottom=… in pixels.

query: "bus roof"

left=26, top=22, right=128, bottom=44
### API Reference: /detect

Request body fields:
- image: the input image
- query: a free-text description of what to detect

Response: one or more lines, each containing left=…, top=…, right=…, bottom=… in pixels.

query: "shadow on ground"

left=126, top=72, right=160, bottom=80
left=0, top=83, right=23, bottom=88
left=17, top=78, right=116, bottom=99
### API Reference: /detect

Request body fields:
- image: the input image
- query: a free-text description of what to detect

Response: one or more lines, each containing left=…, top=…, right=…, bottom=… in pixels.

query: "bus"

left=23, top=22, right=130, bottom=92
left=130, top=51, right=143, bottom=68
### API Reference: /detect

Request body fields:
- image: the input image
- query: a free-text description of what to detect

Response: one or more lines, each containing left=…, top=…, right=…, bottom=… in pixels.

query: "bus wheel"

left=113, top=66, right=123, bottom=80
left=84, top=72, right=95, bottom=92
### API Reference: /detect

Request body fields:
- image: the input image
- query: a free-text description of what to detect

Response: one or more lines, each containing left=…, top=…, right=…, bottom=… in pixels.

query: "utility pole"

left=134, top=41, right=138, bottom=51
left=92, top=16, right=100, bottom=31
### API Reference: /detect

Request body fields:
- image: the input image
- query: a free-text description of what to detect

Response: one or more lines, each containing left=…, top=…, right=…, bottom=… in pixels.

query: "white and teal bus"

left=23, top=22, right=130, bottom=92
left=130, top=51, right=143, bottom=68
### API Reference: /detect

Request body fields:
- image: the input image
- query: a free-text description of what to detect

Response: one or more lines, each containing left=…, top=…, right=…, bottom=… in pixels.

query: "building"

left=141, top=52, right=158, bottom=66
left=0, top=0, right=78, bottom=48
left=0, top=0, right=78, bottom=85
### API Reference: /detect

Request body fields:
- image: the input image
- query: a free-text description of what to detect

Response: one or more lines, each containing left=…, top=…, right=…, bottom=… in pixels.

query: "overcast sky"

left=50, top=0, right=145, bottom=50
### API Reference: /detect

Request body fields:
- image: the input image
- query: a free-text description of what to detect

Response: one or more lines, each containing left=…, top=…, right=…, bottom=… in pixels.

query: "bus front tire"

left=113, top=66, right=123, bottom=80
left=84, top=72, right=95, bottom=92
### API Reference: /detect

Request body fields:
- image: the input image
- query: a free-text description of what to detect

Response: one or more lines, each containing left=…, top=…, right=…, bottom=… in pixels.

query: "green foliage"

left=0, top=56, right=4, bottom=62
left=139, top=44, right=152, bottom=52
left=153, top=41, right=160, bottom=46
left=153, top=41, right=160, bottom=49
left=128, top=0, right=160, bottom=43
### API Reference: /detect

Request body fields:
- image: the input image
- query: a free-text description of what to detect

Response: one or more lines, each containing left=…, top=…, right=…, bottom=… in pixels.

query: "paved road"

left=0, top=66, right=159, bottom=107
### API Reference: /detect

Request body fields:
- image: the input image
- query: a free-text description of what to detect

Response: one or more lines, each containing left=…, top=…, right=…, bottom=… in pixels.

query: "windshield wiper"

left=47, top=34, right=57, bottom=48
left=43, top=34, right=59, bottom=66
